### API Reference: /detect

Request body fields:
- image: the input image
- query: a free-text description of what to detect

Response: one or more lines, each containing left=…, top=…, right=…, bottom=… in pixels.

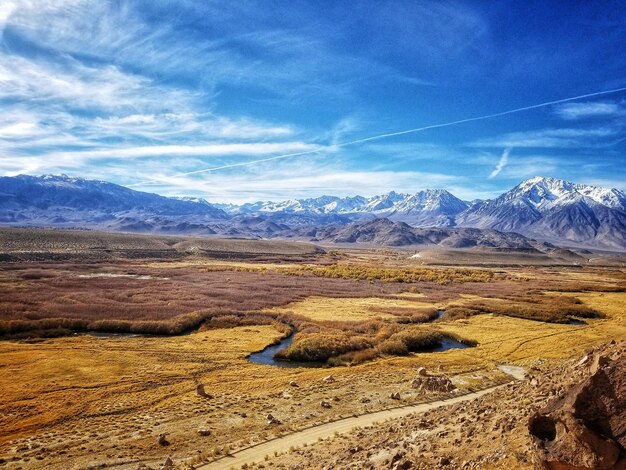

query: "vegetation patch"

left=444, top=294, right=602, bottom=323
left=279, top=264, right=495, bottom=284
left=275, top=323, right=474, bottom=366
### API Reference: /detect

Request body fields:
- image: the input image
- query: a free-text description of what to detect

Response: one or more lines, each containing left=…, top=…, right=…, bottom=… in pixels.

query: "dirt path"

left=198, top=384, right=505, bottom=470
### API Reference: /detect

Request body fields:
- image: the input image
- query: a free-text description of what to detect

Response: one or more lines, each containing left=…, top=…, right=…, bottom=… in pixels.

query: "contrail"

left=130, top=86, right=626, bottom=186
left=489, top=147, right=511, bottom=179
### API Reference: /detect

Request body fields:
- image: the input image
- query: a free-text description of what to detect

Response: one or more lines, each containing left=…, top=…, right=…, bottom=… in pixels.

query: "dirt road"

left=198, top=384, right=505, bottom=470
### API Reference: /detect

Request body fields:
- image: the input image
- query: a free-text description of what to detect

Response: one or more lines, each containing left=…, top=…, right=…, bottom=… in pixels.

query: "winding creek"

left=247, top=332, right=327, bottom=368
left=247, top=309, right=471, bottom=368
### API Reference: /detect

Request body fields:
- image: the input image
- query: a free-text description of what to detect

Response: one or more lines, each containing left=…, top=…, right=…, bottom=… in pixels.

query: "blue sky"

left=0, top=0, right=625, bottom=202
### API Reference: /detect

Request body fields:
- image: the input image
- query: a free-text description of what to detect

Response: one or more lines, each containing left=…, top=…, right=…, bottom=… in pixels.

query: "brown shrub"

left=390, top=328, right=443, bottom=351
left=275, top=333, right=372, bottom=362
left=377, top=339, right=409, bottom=356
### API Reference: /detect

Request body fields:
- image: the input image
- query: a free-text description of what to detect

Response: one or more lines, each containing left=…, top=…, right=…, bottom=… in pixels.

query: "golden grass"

left=1, top=291, right=624, bottom=469
left=436, top=292, right=626, bottom=365
left=263, top=295, right=438, bottom=322
left=280, top=264, right=495, bottom=284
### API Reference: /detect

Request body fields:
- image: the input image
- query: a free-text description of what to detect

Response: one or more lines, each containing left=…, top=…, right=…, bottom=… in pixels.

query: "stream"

left=248, top=328, right=471, bottom=368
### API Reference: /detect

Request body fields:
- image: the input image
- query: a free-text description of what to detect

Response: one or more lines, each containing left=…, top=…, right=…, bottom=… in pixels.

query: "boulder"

left=323, top=375, right=336, bottom=383
left=157, top=433, right=169, bottom=446
left=196, top=383, right=212, bottom=398
left=160, top=456, right=174, bottom=470
left=289, top=380, right=298, bottom=387
left=266, top=413, right=282, bottom=425
left=417, top=367, right=429, bottom=377
left=529, top=348, right=625, bottom=470
left=589, top=353, right=610, bottom=375
left=411, top=375, right=455, bottom=393
left=320, top=400, right=332, bottom=408
left=390, top=392, right=401, bottom=400
left=197, top=429, right=211, bottom=436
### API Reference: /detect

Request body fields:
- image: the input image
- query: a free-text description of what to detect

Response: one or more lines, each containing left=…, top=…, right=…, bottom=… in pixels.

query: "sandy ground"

left=198, top=385, right=505, bottom=470
left=0, top=266, right=624, bottom=469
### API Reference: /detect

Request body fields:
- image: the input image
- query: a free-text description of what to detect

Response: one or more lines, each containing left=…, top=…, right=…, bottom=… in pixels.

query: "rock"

left=390, top=392, right=401, bottom=400
left=417, top=367, right=429, bottom=377
left=529, top=348, right=625, bottom=470
left=323, top=375, right=336, bottom=383
left=266, top=413, right=282, bottom=425
left=196, top=383, right=212, bottom=398
left=320, top=400, right=332, bottom=408
left=589, top=353, right=610, bottom=374
left=197, top=429, right=211, bottom=436
left=393, top=459, right=414, bottom=470
left=575, top=355, right=589, bottom=368
left=360, top=397, right=371, bottom=403
left=157, top=434, right=169, bottom=446
left=160, top=456, right=174, bottom=470
left=411, top=375, right=456, bottom=393
left=289, top=380, right=298, bottom=387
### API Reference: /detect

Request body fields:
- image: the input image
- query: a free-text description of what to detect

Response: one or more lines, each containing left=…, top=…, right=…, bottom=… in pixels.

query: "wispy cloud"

left=3, top=142, right=320, bottom=166
left=554, top=101, right=625, bottom=120
left=133, top=161, right=462, bottom=203
left=488, top=148, right=511, bottom=179
left=0, top=1, right=16, bottom=36
left=471, top=127, right=620, bottom=148
left=1, top=1, right=624, bottom=202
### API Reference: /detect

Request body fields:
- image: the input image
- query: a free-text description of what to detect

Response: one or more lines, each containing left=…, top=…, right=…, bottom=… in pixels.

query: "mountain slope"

left=0, top=174, right=227, bottom=229
left=457, top=177, right=626, bottom=248
left=304, top=217, right=564, bottom=252
left=0, top=174, right=624, bottom=249
left=226, top=189, right=469, bottom=227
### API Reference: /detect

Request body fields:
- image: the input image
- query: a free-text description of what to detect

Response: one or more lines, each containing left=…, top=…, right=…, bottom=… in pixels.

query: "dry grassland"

left=0, top=237, right=624, bottom=469
left=262, top=295, right=437, bottom=322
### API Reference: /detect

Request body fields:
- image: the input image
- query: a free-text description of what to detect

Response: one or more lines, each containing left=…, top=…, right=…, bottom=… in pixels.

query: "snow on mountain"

left=0, top=174, right=227, bottom=230
left=0, top=174, right=624, bottom=249
left=227, top=189, right=468, bottom=227
left=457, top=176, right=626, bottom=248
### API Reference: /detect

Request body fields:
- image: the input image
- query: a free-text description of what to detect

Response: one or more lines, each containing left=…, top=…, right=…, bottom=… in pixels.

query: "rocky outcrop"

left=529, top=346, right=625, bottom=470
left=411, top=370, right=456, bottom=393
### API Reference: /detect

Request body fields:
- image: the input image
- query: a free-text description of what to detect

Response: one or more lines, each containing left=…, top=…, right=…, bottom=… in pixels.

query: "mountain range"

left=0, top=174, right=624, bottom=250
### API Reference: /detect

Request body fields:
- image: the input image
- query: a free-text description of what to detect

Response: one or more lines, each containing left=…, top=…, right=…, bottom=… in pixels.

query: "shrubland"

left=444, top=294, right=601, bottom=323
left=275, top=322, right=473, bottom=366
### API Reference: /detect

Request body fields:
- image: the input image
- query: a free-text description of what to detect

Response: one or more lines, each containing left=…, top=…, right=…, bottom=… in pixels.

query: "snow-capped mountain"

left=224, top=189, right=469, bottom=227
left=457, top=177, right=626, bottom=248
left=0, top=174, right=624, bottom=249
left=0, top=174, right=227, bottom=230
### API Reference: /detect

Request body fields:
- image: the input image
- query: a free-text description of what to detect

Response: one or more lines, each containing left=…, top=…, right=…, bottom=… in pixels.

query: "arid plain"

left=0, top=228, right=625, bottom=469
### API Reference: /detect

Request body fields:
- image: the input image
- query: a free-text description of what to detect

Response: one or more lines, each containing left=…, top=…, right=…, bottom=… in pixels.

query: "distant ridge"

left=0, top=174, right=624, bottom=249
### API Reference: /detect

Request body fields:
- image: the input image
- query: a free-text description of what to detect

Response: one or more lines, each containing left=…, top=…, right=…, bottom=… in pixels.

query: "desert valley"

left=0, top=173, right=625, bottom=469
left=1, top=2, right=625, bottom=469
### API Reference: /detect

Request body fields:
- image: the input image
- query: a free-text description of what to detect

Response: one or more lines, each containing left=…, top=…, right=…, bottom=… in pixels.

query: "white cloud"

left=555, top=101, right=625, bottom=120
left=488, top=148, right=511, bottom=179
left=0, top=1, right=16, bottom=35
left=471, top=127, right=618, bottom=148
left=136, top=167, right=461, bottom=203
left=39, top=142, right=320, bottom=161
left=0, top=122, right=38, bottom=137
left=0, top=54, right=195, bottom=112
